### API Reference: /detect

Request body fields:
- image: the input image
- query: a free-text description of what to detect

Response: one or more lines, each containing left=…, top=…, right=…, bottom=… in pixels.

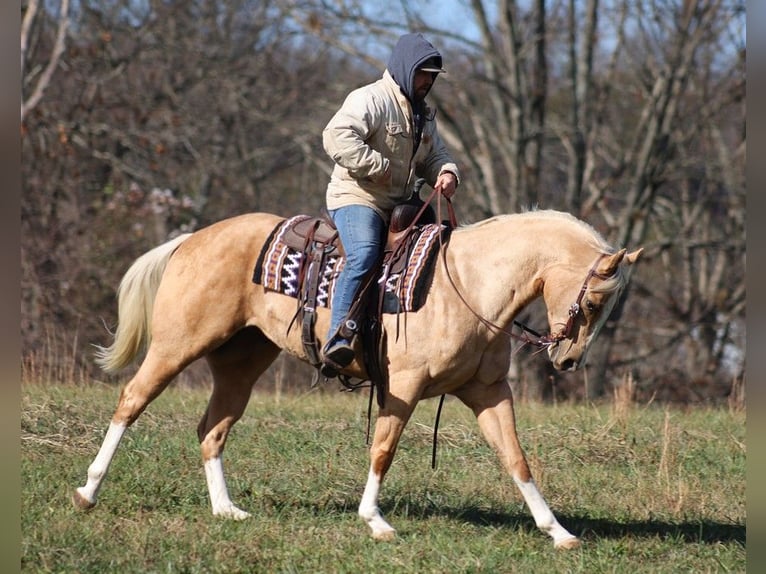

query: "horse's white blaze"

left=514, top=477, right=579, bottom=547
left=359, top=467, right=396, bottom=539
left=204, top=456, right=251, bottom=520
left=75, top=421, right=127, bottom=505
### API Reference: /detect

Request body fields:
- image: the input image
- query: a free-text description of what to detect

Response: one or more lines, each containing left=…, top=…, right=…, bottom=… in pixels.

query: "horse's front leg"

left=359, top=381, right=421, bottom=540
left=455, top=380, right=580, bottom=550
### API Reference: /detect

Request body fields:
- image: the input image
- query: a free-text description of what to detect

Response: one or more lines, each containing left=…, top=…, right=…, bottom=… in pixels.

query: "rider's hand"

left=434, top=171, right=457, bottom=199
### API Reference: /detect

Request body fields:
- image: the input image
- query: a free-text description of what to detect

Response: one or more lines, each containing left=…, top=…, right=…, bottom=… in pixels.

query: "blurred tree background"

left=21, top=0, right=745, bottom=404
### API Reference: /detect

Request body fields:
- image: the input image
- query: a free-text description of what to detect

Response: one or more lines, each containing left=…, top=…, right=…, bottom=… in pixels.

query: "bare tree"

left=21, top=0, right=70, bottom=121
left=562, top=0, right=598, bottom=212
left=581, top=0, right=746, bottom=397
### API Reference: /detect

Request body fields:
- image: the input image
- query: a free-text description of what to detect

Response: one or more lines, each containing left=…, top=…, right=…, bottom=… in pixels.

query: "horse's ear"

left=598, top=249, right=627, bottom=276
left=598, top=247, right=644, bottom=276
left=625, top=248, right=643, bottom=265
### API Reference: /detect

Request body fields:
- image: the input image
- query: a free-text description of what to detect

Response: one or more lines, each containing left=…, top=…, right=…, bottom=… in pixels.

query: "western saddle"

left=280, top=191, right=441, bottom=399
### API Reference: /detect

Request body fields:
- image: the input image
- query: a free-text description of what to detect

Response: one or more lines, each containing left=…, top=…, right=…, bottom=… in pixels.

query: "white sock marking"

left=76, top=421, right=127, bottom=504
left=204, top=456, right=250, bottom=520
left=359, top=467, right=395, bottom=539
left=514, top=477, right=578, bottom=547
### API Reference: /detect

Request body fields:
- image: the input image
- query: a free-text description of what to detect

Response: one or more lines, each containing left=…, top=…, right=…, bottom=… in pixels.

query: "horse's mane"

left=458, top=210, right=624, bottom=294
left=462, top=209, right=609, bottom=247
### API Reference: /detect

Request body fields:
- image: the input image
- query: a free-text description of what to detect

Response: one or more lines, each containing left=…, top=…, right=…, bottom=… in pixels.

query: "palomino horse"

left=73, top=209, right=642, bottom=549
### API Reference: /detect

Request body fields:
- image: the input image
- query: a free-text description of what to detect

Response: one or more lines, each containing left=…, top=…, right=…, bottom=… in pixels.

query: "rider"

left=321, top=32, right=460, bottom=375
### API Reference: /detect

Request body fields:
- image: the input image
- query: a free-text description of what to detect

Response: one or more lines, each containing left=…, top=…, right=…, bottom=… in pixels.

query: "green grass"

left=22, top=383, right=745, bottom=573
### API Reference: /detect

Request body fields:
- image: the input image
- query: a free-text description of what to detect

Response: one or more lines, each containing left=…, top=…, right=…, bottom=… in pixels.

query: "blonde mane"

left=458, top=210, right=623, bottom=294
left=459, top=210, right=612, bottom=252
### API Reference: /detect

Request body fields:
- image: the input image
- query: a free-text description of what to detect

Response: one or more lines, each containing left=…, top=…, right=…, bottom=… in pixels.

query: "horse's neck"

left=454, top=215, right=608, bottom=325
left=444, top=223, right=553, bottom=321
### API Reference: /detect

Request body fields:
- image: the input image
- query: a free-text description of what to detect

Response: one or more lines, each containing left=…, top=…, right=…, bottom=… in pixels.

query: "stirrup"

left=320, top=341, right=355, bottom=378
left=319, top=362, right=339, bottom=379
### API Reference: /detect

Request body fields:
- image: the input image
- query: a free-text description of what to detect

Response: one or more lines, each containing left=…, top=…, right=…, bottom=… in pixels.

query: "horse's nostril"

left=560, top=358, right=577, bottom=371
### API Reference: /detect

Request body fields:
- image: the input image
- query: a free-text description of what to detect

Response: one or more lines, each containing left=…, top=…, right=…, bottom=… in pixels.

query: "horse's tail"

left=95, top=233, right=192, bottom=373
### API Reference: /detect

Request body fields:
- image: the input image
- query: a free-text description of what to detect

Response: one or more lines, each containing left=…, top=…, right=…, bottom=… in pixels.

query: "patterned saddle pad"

left=252, top=215, right=446, bottom=313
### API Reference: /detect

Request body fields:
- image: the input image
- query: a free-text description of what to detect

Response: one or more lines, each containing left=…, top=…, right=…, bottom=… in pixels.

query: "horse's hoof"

left=371, top=529, right=397, bottom=541
left=554, top=536, right=581, bottom=550
left=213, top=506, right=251, bottom=521
left=72, top=489, right=96, bottom=511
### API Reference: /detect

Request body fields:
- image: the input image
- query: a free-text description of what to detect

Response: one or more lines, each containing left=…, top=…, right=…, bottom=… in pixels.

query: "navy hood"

left=386, top=33, right=444, bottom=106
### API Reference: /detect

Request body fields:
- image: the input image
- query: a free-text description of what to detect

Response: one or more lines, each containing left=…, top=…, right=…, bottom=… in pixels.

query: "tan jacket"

left=323, top=70, right=460, bottom=222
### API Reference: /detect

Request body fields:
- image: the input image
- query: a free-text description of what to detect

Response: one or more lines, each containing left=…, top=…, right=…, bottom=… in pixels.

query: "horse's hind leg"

left=197, top=327, right=280, bottom=520
left=455, top=380, right=580, bottom=550
left=73, top=350, right=189, bottom=510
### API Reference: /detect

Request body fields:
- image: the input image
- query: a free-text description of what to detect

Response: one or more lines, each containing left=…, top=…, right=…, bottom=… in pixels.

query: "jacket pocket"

left=385, top=122, right=406, bottom=137
left=383, top=123, right=411, bottom=175
left=384, top=122, right=409, bottom=151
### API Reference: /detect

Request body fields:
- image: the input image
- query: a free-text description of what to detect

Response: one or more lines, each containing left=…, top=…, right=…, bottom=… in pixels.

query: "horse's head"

left=543, top=247, right=643, bottom=371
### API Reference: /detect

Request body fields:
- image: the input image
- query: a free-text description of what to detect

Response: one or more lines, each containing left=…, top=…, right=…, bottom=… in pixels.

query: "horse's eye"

left=585, top=299, right=598, bottom=313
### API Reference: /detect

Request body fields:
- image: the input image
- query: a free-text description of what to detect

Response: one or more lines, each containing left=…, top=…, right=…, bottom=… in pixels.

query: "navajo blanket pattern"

left=252, top=215, right=445, bottom=313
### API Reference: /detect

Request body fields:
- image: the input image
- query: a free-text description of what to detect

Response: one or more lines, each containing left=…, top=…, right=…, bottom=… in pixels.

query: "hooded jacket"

left=322, top=33, right=460, bottom=222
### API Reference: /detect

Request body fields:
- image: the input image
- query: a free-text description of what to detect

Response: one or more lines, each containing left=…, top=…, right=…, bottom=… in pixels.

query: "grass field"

left=22, top=382, right=745, bottom=573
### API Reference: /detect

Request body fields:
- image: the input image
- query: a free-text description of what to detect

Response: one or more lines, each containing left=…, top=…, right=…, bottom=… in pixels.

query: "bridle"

left=512, top=254, right=613, bottom=349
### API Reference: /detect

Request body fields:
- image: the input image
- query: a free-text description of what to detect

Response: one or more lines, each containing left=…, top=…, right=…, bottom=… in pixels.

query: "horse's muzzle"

left=548, top=344, right=581, bottom=371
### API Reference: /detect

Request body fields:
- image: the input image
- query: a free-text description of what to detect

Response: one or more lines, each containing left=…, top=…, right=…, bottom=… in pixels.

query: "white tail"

left=94, top=234, right=192, bottom=372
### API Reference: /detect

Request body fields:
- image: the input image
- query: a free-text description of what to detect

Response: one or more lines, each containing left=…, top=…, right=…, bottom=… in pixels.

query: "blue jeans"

left=327, top=205, right=386, bottom=345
